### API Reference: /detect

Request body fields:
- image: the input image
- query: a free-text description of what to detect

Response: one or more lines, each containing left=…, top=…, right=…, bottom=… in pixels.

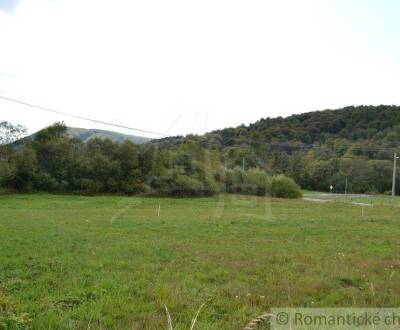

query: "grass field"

left=1, top=194, right=400, bottom=329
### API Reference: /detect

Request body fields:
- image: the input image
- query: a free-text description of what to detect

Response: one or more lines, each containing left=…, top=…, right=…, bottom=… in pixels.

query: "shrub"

left=219, top=167, right=271, bottom=196
left=243, top=168, right=272, bottom=196
left=201, top=174, right=219, bottom=196
left=150, top=170, right=218, bottom=197
left=221, top=167, right=246, bottom=193
left=34, top=171, right=59, bottom=191
left=271, top=174, right=302, bottom=198
left=121, top=180, right=145, bottom=195
left=78, top=178, right=104, bottom=195
left=12, top=148, right=38, bottom=192
left=0, top=162, right=12, bottom=186
left=172, top=174, right=203, bottom=196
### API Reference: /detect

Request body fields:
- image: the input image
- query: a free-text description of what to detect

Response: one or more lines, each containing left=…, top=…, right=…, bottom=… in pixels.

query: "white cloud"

left=1, top=0, right=400, bottom=137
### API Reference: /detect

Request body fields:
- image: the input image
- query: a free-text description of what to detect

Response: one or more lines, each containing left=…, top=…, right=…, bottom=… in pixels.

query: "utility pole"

left=242, top=157, right=245, bottom=171
left=392, top=152, right=399, bottom=198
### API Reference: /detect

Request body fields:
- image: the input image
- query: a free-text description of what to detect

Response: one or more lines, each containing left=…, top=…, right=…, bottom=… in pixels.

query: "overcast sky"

left=1, top=0, right=400, bottom=138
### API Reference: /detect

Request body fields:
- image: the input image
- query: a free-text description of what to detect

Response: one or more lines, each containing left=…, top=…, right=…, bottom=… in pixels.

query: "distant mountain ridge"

left=66, top=127, right=151, bottom=144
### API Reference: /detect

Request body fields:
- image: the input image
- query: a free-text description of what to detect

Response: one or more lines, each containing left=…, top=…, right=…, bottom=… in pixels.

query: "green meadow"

left=1, top=194, right=400, bottom=329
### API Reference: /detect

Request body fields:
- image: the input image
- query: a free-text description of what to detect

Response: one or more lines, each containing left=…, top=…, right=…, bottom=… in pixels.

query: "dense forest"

left=0, top=122, right=300, bottom=197
left=1, top=105, right=400, bottom=196
left=155, top=105, right=400, bottom=194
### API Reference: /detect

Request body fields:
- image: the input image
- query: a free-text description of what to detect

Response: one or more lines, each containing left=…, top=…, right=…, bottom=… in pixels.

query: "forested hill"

left=156, top=105, right=400, bottom=148
left=246, top=105, right=400, bottom=144
left=154, top=105, right=400, bottom=194
left=2, top=105, right=400, bottom=196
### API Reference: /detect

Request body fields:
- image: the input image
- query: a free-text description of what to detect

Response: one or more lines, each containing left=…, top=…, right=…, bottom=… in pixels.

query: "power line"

left=5, top=94, right=397, bottom=151
left=0, top=95, right=168, bottom=137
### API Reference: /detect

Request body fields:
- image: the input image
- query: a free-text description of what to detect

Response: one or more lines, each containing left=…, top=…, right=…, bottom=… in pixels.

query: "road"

left=303, top=193, right=373, bottom=207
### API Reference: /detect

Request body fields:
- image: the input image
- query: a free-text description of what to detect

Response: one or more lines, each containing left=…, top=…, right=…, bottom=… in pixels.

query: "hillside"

left=67, top=127, right=151, bottom=144
left=3, top=105, right=400, bottom=195
left=155, top=105, right=400, bottom=147
left=153, top=105, right=400, bottom=193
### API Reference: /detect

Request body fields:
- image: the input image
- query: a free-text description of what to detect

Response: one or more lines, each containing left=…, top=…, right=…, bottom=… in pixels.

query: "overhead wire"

left=1, top=94, right=398, bottom=156
left=0, top=95, right=168, bottom=137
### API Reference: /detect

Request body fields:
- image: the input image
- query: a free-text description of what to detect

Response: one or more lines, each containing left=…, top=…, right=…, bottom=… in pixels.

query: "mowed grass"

left=1, top=194, right=400, bottom=329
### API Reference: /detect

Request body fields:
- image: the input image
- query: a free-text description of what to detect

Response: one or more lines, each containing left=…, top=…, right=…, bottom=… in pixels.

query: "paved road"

left=303, top=193, right=373, bottom=207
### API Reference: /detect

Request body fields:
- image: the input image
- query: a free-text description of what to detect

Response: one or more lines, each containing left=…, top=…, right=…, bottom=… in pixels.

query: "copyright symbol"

left=276, top=312, right=289, bottom=325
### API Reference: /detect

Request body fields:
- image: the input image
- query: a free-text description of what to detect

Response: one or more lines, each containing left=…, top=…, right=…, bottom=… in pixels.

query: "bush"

left=201, top=174, right=219, bottom=196
left=219, top=167, right=271, bottom=196
left=150, top=170, right=218, bottom=197
left=12, top=148, right=38, bottom=192
left=271, top=174, right=302, bottom=198
left=34, top=171, right=59, bottom=191
left=0, top=162, right=12, bottom=186
left=222, top=167, right=245, bottom=193
left=172, top=175, right=203, bottom=196
left=78, top=178, right=104, bottom=195
left=243, top=168, right=272, bottom=196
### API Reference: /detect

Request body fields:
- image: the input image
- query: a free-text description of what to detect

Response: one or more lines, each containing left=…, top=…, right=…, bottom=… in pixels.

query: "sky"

left=1, top=0, right=400, bottom=138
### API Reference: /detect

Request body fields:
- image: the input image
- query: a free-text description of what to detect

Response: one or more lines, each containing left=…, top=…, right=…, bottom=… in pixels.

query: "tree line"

left=0, top=122, right=301, bottom=198
left=2, top=105, right=399, bottom=196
